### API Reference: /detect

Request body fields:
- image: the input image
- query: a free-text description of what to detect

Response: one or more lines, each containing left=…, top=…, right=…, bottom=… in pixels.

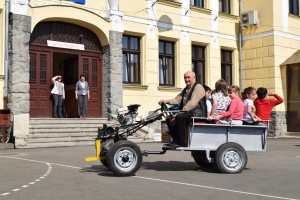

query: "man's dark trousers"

left=166, top=112, right=193, bottom=146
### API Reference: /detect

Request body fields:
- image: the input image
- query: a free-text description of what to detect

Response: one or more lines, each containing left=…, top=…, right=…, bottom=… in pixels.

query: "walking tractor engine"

left=117, top=104, right=140, bottom=125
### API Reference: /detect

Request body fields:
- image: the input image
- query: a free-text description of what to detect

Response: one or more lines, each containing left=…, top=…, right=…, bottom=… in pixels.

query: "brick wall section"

left=8, top=14, right=31, bottom=115
left=102, top=30, right=123, bottom=117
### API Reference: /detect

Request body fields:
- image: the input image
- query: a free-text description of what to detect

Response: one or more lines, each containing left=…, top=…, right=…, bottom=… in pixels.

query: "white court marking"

left=1, top=156, right=299, bottom=200
left=0, top=156, right=52, bottom=196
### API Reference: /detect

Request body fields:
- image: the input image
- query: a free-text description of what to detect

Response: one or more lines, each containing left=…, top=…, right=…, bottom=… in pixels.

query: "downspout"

left=239, top=0, right=243, bottom=89
left=4, top=0, right=9, bottom=108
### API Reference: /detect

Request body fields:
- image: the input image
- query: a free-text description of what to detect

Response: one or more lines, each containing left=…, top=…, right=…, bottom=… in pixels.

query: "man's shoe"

left=169, top=143, right=180, bottom=148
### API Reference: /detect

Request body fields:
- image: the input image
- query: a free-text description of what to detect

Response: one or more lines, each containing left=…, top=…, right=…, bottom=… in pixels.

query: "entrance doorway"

left=53, top=52, right=78, bottom=118
left=29, top=21, right=103, bottom=118
left=287, top=64, right=300, bottom=132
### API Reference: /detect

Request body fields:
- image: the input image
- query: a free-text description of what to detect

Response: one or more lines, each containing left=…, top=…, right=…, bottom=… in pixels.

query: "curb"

left=0, top=143, right=15, bottom=150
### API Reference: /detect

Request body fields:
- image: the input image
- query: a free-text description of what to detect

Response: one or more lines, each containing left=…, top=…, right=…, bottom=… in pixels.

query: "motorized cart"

left=85, top=104, right=269, bottom=176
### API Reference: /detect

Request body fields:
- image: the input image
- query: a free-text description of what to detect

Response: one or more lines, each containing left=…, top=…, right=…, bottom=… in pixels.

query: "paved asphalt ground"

left=0, top=139, right=300, bottom=200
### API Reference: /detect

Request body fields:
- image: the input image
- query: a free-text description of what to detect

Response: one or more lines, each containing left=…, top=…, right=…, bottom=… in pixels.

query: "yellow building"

left=1, top=0, right=299, bottom=147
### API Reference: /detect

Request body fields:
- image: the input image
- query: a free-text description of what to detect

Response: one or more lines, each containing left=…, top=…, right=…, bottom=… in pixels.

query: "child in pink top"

left=214, top=85, right=244, bottom=125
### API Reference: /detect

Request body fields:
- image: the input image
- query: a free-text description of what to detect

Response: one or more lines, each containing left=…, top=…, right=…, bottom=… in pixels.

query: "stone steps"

left=24, top=118, right=146, bottom=148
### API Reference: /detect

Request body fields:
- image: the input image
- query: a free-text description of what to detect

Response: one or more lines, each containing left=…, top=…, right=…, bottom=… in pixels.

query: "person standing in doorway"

left=75, top=74, right=90, bottom=119
left=51, top=75, right=65, bottom=118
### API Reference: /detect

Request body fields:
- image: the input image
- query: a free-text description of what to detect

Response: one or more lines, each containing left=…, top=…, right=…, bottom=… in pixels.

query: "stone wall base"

left=269, top=111, right=287, bottom=137
left=13, top=114, right=29, bottom=148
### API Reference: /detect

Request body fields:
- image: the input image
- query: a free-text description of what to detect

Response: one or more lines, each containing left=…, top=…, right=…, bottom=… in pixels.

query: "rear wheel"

left=106, top=140, right=142, bottom=176
left=191, top=151, right=215, bottom=168
left=215, top=143, right=247, bottom=174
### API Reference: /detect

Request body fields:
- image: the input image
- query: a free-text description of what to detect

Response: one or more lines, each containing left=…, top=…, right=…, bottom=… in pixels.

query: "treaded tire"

left=107, top=140, right=142, bottom=176
left=100, top=150, right=108, bottom=168
left=191, top=151, right=215, bottom=168
left=216, top=142, right=247, bottom=174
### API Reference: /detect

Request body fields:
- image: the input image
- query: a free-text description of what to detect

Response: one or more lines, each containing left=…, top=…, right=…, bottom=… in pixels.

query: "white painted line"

left=40, top=177, right=45, bottom=179
left=12, top=189, right=20, bottom=192
left=22, top=185, right=29, bottom=188
left=134, top=176, right=299, bottom=200
left=29, top=182, right=35, bottom=185
left=4, top=156, right=298, bottom=200
left=1, top=193, right=10, bottom=196
left=35, top=179, right=41, bottom=182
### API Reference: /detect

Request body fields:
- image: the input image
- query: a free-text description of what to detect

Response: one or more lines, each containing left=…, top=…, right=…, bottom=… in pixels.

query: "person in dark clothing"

left=159, top=71, right=206, bottom=147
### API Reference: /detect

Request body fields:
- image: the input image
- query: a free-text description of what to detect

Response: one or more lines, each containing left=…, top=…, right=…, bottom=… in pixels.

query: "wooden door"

left=287, top=64, right=300, bottom=132
left=79, top=55, right=102, bottom=117
left=29, top=51, right=52, bottom=117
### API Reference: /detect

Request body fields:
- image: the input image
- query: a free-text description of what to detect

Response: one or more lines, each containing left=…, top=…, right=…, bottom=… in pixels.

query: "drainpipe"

left=239, top=0, right=243, bottom=89
left=4, top=0, right=9, bottom=108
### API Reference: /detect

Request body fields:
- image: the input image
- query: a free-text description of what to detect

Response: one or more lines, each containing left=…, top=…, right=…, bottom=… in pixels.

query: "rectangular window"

left=219, top=0, right=231, bottom=14
left=289, top=0, right=299, bottom=15
left=159, top=40, right=175, bottom=86
left=122, top=35, right=141, bottom=84
left=221, top=50, right=232, bottom=85
left=192, top=45, right=205, bottom=85
left=191, top=0, right=204, bottom=8
left=30, top=53, right=36, bottom=84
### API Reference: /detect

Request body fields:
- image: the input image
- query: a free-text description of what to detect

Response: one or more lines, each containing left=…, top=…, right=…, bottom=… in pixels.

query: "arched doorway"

left=29, top=21, right=103, bottom=118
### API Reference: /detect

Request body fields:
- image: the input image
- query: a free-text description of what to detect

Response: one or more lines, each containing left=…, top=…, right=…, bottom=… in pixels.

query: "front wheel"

left=106, top=140, right=142, bottom=176
left=215, top=142, right=247, bottom=174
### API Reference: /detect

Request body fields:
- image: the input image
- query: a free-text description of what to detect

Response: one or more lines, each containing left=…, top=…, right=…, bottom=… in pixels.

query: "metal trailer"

left=84, top=105, right=269, bottom=176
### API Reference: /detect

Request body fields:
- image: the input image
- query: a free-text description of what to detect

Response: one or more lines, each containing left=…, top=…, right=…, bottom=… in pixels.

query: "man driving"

left=159, top=71, right=206, bottom=147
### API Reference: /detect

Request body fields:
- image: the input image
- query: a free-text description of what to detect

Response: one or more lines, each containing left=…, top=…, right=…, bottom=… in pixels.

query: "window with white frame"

left=122, top=35, right=141, bottom=84
left=221, top=50, right=232, bottom=85
left=191, top=0, right=205, bottom=8
left=289, top=0, right=299, bottom=15
left=192, top=45, right=205, bottom=85
left=219, top=0, right=231, bottom=14
left=159, top=40, right=175, bottom=86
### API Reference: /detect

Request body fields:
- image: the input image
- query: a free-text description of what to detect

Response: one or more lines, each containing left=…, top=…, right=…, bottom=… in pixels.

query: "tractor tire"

left=100, top=150, right=108, bottom=168
left=106, top=140, right=142, bottom=176
left=215, top=142, right=248, bottom=174
left=191, top=150, right=215, bottom=168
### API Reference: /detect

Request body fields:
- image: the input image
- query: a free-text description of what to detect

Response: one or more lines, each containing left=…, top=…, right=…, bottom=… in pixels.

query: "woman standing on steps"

left=75, top=74, right=90, bottom=119
left=51, top=75, right=65, bottom=118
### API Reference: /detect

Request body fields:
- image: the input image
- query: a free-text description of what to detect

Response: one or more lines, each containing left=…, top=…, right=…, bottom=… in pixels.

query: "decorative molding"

left=10, top=0, right=29, bottom=15
left=218, top=12, right=239, bottom=21
left=243, top=30, right=300, bottom=42
left=122, top=15, right=237, bottom=41
left=123, top=84, right=148, bottom=90
left=157, top=0, right=182, bottom=8
left=190, top=6, right=212, bottom=15
left=157, top=86, right=182, bottom=92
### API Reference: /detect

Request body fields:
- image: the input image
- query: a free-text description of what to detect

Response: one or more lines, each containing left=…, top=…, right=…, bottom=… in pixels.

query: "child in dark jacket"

left=254, top=87, right=283, bottom=125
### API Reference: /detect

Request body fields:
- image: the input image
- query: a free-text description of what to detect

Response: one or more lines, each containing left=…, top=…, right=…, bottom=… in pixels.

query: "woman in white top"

left=51, top=75, right=65, bottom=118
left=242, top=86, right=261, bottom=125
left=75, top=74, right=90, bottom=119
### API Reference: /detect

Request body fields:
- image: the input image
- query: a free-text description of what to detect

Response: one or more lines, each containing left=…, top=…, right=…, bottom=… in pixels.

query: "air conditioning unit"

left=241, top=10, right=259, bottom=26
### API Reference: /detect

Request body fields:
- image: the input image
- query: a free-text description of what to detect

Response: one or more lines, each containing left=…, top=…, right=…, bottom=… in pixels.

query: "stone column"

left=269, top=111, right=287, bottom=137
left=8, top=14, right=31, bottom=147
left=102, top=31, right=123, bottom=117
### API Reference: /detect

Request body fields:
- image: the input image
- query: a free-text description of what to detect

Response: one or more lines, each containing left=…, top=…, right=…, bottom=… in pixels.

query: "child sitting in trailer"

left=203, top=85, right=213, bottom=117
left=213, top=85, right=244, bottom=125
left=209, top=79, right=231, bottom=118
left=254, top=87, right=283, bottom=125
left=242, top=86, right=261, bottom=125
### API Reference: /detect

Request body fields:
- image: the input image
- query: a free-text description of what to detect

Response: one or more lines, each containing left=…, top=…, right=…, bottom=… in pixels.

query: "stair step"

left=28, top=132, right=97, bottom=138
left=29, top=128, right=99, bottom=133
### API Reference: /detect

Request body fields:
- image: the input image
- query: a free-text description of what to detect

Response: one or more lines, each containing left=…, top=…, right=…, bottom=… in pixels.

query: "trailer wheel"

left=100, top=150, right=108, bottom=168
left=191, top=151, right=215, bottom=168
left=106, top=140, right=142, bottom=176
left=216, top=143, right=247, bottom=174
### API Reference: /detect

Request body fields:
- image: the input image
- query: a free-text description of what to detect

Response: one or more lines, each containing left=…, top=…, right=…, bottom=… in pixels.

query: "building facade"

left=1, top=0, right=299, bottom=147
